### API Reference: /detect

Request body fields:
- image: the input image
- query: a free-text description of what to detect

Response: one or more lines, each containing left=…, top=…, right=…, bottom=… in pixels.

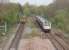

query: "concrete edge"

left=3, top=23, right=21, bottom=50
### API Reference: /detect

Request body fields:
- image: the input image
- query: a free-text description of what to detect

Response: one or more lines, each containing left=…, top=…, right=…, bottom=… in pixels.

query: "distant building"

left=0, top=0, right=9, bottom=4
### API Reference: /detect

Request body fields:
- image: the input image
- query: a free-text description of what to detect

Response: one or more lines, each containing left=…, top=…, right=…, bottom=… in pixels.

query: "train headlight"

left=43, top=26, right=51, bottom=29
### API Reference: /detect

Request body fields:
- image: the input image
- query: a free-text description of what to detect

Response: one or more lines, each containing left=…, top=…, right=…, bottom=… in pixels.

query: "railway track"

left=41, top=26, right=69, bottom=50
left=33, top=16, right=69, bottom=50
left=8, top=23, right=25, bottom=50
left=6, top=16, right=69, bottom=50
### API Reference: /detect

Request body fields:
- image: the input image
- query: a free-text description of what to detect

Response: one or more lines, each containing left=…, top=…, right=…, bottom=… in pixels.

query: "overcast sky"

left=10, top=0, right=53, bottom=6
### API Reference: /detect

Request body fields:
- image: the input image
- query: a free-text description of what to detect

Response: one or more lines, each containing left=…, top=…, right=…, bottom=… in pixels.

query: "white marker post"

left=5, top=22, right=7, bottom=32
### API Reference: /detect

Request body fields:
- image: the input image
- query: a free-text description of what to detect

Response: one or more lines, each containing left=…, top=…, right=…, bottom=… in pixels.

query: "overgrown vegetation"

left=0, top=3, right=19, bottom=39
left=0, top=3, right=19, bottom=25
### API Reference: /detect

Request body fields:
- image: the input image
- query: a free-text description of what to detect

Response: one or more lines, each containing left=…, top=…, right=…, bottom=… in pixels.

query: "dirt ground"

left=18, top=37, right=55, bottom=50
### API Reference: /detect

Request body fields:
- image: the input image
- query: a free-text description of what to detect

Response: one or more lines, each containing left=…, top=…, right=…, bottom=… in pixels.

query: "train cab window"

left=44, top=21, right=49, bottom=26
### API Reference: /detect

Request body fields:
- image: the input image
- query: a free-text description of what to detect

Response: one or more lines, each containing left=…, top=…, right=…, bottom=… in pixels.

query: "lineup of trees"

left=0, top=3, right=19, bottom=24
left=50, top=0, right=69, bottom=33
left=22, top=1, right=69, bottom=33
left=0, top=0, right=69, bottom=33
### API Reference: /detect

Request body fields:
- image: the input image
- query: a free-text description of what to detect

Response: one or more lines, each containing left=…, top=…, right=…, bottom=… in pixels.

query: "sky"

left=10, top=0, right=53, bottom=6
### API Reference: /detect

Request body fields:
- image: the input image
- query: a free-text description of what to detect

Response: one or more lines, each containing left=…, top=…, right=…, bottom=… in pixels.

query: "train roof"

left=36, top=16, right=51, bottom=23
left=36, top=16, right=46, bottom=22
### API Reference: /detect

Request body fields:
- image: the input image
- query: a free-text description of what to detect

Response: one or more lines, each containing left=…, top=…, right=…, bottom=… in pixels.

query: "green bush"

left=50, top=9, right=69, bottom=33
left=0, top=4, right=19, bottom=24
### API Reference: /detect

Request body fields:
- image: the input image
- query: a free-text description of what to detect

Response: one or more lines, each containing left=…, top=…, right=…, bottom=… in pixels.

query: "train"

left=35, top=16, right=51, bottom=32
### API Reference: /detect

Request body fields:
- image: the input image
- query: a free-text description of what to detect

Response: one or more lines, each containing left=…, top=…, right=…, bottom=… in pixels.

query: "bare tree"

left=0, top=0, right=9, bottom=4
left=53, top=0, right=69, bottom=9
